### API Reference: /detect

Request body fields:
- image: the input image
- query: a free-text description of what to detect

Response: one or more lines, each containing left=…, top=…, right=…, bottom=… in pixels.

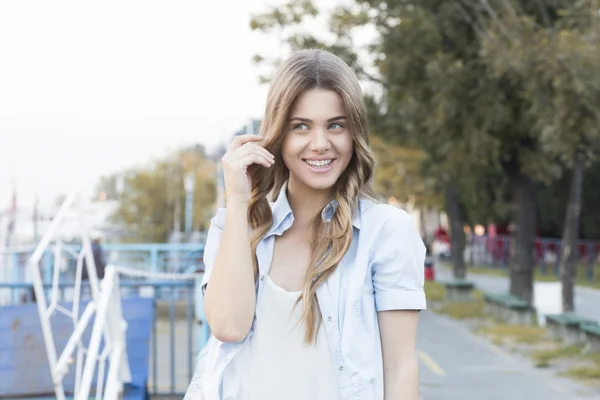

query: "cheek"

left=282, top=135, right=304, bottom=160
left=336, top=135, right=354, bottom=161
left=281, top=135, right=298, bottom=168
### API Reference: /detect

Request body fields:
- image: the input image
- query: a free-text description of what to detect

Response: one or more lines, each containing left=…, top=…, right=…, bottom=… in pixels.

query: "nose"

left=309, top=128, right=331, bottom=153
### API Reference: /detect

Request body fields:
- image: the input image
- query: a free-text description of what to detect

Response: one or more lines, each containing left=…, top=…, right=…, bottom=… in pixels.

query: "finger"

left=238, top=153, right=273, bottom=169
left=228, top=134, right=263, bottom=151
left=222, top=144, right=273, bottom=167
left=238, top=142, right=274, bottom=160
left=237, top=154, right=272, bottom=169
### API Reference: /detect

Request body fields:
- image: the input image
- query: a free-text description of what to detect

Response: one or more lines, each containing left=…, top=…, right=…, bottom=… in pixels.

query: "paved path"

left=437, top=266, right=600, bottom=323
left=417, top=310, right=600, bottom=399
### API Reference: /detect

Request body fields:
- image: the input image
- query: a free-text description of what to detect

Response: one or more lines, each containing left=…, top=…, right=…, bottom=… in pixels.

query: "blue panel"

left=0, top=297, right=154, bottom=398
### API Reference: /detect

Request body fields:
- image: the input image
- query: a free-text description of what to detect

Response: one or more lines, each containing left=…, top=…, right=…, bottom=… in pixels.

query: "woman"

left=185, top=49, right=426, bottom=400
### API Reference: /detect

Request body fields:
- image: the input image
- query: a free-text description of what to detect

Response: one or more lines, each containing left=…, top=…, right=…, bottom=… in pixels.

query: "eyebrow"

left=289, top=116, right=347, bottom=123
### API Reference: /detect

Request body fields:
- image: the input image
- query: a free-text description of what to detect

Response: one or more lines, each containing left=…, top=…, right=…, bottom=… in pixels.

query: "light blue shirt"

left=197, top=184, right=426, bottom=400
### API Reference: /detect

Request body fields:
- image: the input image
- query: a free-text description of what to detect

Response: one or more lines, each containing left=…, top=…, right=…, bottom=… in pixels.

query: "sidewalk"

left=437, top=265, right=600, bottom=323
left=417, top=310, right=599, bottom=399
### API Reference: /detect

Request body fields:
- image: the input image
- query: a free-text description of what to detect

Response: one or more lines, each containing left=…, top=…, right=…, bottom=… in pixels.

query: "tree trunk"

left=509, top=173, right=536, bottom=304
left=445, top=182, right=466, bottom=280
left=419, top=207, right=427, bottom=238
left=559, top=150, right=585, bottom=312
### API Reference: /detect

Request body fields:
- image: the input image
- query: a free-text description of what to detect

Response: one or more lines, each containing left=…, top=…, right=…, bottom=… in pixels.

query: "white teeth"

left=305, top=159, right=333, bottom=168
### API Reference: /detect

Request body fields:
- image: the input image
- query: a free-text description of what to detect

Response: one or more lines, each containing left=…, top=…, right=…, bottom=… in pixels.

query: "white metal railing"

left=28, top=191, right=110, bottom=400
left=0, top=212, right=12, bottom=305
left=27, top=190, right=199, bottom=400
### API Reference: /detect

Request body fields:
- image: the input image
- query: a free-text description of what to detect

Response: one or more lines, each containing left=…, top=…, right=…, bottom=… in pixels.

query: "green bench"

left=483, top=292, right=536, bottom=325
left=581, top=322, right=600, bottom=352
left=546, top=313, right=600, bottom=350
left=441, top=280, right=475, bottom=301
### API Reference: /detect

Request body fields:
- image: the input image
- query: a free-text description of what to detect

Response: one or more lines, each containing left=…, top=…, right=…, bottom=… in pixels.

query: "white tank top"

left=221, top=275, right=341, bottom=400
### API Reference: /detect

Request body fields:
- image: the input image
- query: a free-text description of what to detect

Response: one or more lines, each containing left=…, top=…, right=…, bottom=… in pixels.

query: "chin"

left=306, top=181, right=338, bottom=191
left=297, top=173, right=341, bottom=191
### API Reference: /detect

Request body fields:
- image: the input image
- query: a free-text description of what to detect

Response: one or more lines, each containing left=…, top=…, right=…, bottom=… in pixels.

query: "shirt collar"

left=268, top=182, right=361, bottom=237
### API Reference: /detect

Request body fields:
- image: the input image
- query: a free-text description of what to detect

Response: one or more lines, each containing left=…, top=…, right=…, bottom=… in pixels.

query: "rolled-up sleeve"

left=371, top=208, right=426, bottom=311
left=200, top=208, right=226, bottom=299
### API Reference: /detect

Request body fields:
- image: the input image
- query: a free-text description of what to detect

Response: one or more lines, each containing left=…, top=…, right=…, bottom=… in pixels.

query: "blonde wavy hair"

left=247, top=49, right=376, bottom=344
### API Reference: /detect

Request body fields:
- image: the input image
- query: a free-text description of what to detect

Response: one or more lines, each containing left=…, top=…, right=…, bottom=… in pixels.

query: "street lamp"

left=184, top=173, right=195, bottom=237
left=116, top=175, right=125, bottom=198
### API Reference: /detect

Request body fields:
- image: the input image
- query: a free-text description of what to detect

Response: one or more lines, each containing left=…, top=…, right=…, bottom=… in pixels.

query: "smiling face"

left=282, top=88, right=354, bottom=194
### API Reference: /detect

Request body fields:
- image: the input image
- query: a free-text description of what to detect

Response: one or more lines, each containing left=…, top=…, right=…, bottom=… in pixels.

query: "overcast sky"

left=0, top=0, right=342, bottom=211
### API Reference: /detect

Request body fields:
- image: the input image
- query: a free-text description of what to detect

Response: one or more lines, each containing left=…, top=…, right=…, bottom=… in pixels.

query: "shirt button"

left=260, top=275, right=265, bottom=281
left=338, top=365, right=344, bottom=372
left=328, top=317, right=332, bottom=322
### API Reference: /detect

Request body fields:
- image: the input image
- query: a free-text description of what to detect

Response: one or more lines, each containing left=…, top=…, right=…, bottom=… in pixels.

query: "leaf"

left=107, top=147, right=217, bottom=242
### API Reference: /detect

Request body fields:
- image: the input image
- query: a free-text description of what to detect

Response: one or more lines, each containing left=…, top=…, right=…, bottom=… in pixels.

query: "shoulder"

left=358, top=199, right=414, bottom=233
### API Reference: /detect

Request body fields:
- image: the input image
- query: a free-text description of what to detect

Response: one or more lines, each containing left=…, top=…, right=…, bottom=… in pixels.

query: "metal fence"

left=466, top=234, right=599, bottom=280
left=0, top=279, right=208, bottom=398
left=0, top=243, right=205, bottom=305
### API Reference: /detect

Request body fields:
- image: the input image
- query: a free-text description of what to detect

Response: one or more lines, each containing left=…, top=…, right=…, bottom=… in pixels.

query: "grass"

left=476, top=326, right=600, bottom=377
left=528, top=344, right=600, bottom=378
left=425, top=280, right=485, bottom=302
left=563, top=348, right=600, bottom=381
left=531, top=344, right=585, bottom=367
left=563, top=365, right=600, bottom=380
left=436, top=300, right=486, bottom=319
left=559, top=349, right=600, bottom=381
left=471, top=288, right=484, bottom=300
left=477, top=324, right=548, bottom=345
left=466, top=265, right=600, bottom=289
left=424, top=281, right=447, bottom=302
left=425, top=280, right=489, bottom=319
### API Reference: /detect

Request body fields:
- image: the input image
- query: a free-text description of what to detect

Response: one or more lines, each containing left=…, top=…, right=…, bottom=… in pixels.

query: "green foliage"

left=460, top=168, right=512, bottom=226
left=249, top=0, right=317, bottom=32
left=249, top=0, right=382, bottom=85
left=537, top=159, right=600, bottom=239
left=107, top=147, right=216, bottom=242
left=370, top=135, right=441, bottom=207
left=249, top=0, right=600, bottom=240
left=479, top=1, right=600, bottom=167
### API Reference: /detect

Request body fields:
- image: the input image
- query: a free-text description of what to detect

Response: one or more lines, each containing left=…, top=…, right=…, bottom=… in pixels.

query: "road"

left=416, top=310, right=600, bottom=399
left=437, top=266, right=600, bottom=323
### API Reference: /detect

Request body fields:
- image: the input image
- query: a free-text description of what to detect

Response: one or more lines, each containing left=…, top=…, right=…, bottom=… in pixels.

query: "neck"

left=286, top=180, right=333, bottom=231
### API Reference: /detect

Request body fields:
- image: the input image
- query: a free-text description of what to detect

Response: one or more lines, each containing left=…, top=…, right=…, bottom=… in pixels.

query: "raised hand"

left=221, top=134, right=275, bottom=206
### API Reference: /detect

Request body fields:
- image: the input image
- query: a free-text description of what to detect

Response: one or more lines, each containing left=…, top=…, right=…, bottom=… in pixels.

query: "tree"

left=370, top=135, right=441, bottom=207
left=479, top=0, right=600, bottom=311
left=250, top=1, right=579, bottom=302
left=106, top=146, right=217, bottom=242
left=537, top=158, right=600, bottom=240
left=249, top=0, right=479, bottom=279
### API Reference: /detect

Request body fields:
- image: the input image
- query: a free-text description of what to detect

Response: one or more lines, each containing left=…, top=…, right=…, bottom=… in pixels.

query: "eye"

left=291, top=122, right=310, bottom=131
left=328, top=122, right=344, bottom=130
